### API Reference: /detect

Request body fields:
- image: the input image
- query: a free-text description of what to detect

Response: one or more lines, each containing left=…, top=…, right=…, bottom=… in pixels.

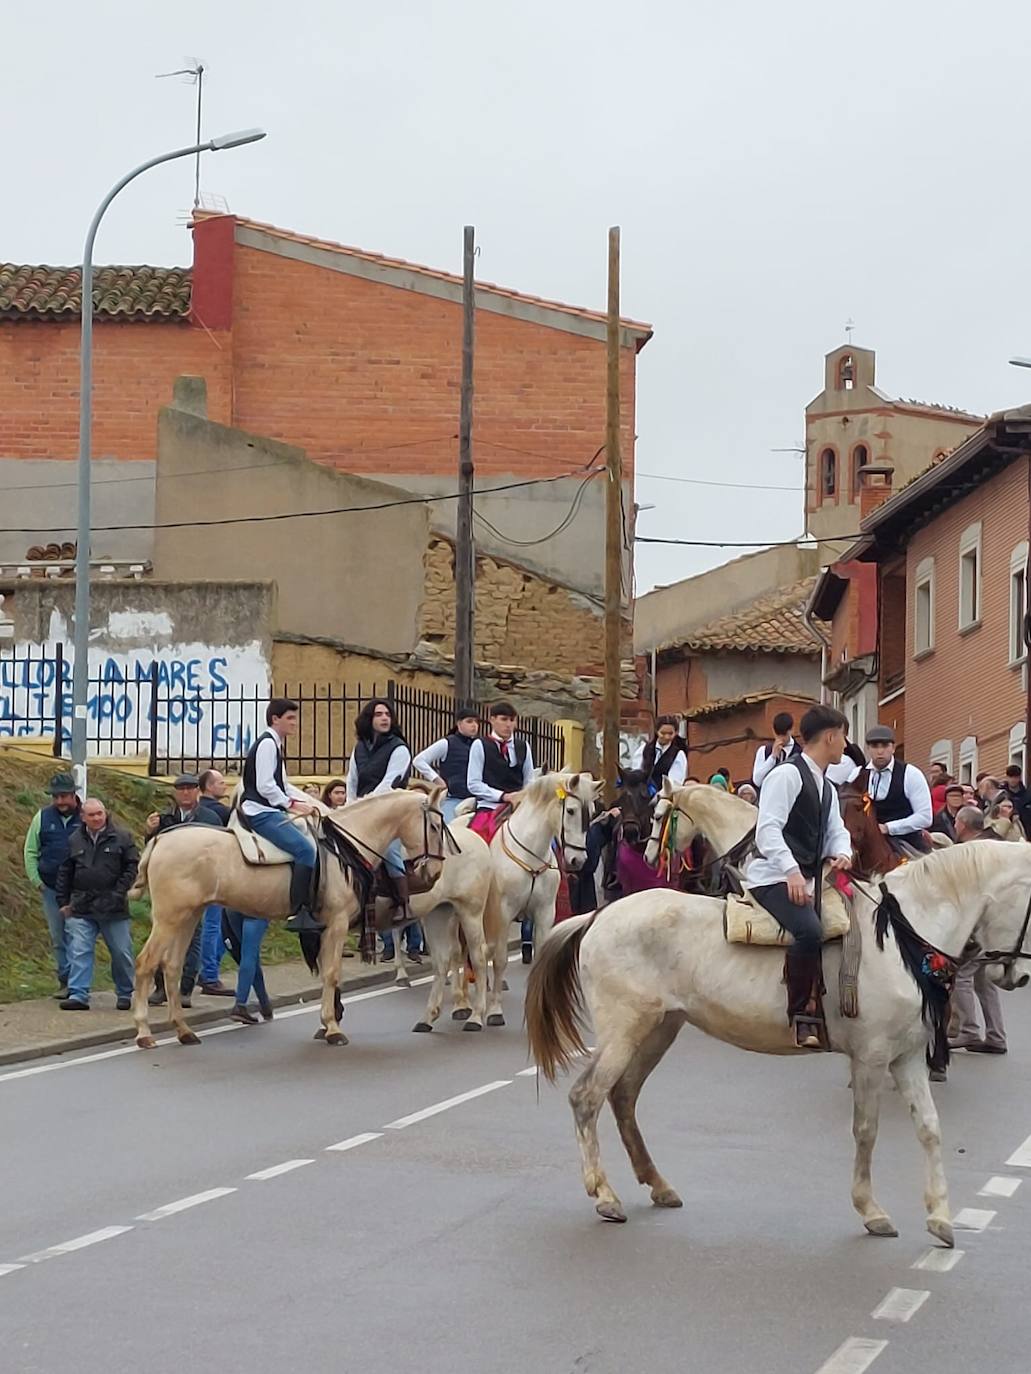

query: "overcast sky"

left=6, top=0, right=1031, bottom=592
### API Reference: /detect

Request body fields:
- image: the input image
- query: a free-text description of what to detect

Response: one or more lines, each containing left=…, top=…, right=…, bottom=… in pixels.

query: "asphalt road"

left=1, top=967, right=1030, bottom=1374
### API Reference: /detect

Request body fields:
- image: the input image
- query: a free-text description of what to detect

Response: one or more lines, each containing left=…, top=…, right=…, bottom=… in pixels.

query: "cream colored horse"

left=527, top=817, right=1031, bottom=1242
left=129, top=785, right=448, bottom=1049
left=471, top=771, right=601, bottom=1027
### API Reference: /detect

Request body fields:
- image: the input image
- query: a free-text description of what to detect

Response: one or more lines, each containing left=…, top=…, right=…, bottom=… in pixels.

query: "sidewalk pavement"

left=0, top=956, right=405, bottom=1067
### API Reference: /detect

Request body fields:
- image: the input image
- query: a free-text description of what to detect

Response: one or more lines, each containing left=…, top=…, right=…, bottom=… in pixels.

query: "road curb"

left=0, top=938, right=525, bottom=1068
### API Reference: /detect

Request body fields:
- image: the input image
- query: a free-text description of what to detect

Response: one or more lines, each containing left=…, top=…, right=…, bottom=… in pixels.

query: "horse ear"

left=660, top=776, right=675, bottom=799
left=617, top=765, right=627, bottom=784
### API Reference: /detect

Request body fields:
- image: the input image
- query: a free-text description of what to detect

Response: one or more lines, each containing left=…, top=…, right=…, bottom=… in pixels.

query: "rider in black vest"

left=347, top=698, right=415, bottom=933
left=413, top=710, right=480, bottom=821
left=744, top=704, right=854, bottom=1049
left=641, top=716, right=688, bottom=795
left=752, top=711, right=804, bottom=789
left=862, top=724, right=933, bottom=854
left=467, top=702, right=535, bottom=816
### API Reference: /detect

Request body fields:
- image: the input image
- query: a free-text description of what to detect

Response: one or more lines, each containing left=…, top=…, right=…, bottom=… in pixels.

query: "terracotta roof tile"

left=662, top=577, right=824, bottom=657
left=685, top=689, right=819, bottom=721
left=212, top=213, right=653, bottom=340
left=0, top=265, right=191, bottom=320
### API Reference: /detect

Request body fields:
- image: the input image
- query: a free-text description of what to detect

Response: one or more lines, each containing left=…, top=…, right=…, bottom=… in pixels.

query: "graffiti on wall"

left=0, top=639, right=270, bottom=758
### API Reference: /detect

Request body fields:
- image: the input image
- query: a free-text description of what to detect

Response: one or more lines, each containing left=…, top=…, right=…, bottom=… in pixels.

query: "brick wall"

left=419, top=536, right=603, bottom=672
left=0, top=319, right=232, bottom=461
left=687, top=693, right=818, bottom=786
left=904, top=455, right=1028, bottom=776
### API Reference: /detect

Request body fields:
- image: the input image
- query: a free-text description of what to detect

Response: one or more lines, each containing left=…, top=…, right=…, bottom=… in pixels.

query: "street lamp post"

left=71, top=129, right=266, bottom=792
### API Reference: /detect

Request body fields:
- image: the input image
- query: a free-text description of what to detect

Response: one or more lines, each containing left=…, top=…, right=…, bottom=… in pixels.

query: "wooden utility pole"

left=455, top=225, right=476, bottom=705
left=602, top=226, right=622, bottom=802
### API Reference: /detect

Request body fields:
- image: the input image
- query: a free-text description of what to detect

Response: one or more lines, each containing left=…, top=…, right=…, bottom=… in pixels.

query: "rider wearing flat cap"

left=861, top=725, right=932, bottom=855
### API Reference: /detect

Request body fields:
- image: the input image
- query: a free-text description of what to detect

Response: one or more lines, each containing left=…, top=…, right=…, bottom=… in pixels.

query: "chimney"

left=859, top=460, right=895, bottom=522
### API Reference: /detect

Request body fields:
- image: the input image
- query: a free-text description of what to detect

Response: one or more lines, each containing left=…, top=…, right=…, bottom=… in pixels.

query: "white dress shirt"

left=634, top=741, right=687, bottom=787
left=467, top=735, right=535, bottom=807
left=241, top=732, right=311, bottom=818
left=751, top=738, right=803, bottom=787
left=346, top=742, right=413, bottom=802
left=865, top=758, right=933, bottom=835
left=413, top=737, right=449, bottom=781
left=826, top=757, right=862, bottom=787
left=744, top=753, right=852, bottom=891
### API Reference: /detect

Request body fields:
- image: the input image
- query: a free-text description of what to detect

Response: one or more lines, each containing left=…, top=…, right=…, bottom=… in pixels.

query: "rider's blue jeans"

left=247, top=808, right=318, bottom=866
left=235, top=916, right=270, bottom=1007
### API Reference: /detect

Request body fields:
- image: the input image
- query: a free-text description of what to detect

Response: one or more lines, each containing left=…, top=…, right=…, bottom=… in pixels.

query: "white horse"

left=526, top=828, right=1031, bottom=1241
left=468, top=772, right=601, bottom=1027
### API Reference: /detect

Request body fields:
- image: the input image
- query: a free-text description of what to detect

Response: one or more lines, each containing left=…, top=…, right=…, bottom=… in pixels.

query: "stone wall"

left=419, top=537, right=606, bottom=673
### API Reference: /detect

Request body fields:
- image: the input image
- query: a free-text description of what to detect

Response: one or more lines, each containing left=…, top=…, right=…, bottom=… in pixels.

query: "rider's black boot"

left=386, top=872, right=413, bottom=928
left=285, top=863, right=323, bottom=933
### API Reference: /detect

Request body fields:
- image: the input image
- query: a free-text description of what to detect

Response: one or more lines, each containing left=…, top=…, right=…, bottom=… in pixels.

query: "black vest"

left=481, top=736, right=528, bottom=795
left=241, top=731, right=286, bottom=810
left=864, top=762, right=929, bottom=850
left=353, top=734, right=409, bottom=798
left=440, top=733, right=474, bottom=799
left=781, top=755, right=834, bottom=880
left=646, top=742, right=685, bottom=789
left=760, top=737, right=803, bottom=769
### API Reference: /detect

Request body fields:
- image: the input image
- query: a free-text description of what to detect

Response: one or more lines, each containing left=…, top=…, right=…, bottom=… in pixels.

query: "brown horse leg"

left=608, top=1012, right=686, bottom=1207
left=163, top=913, right=202, bottom=1046
left=319, top=920, right=349, bottom=1046
left=133, top=929, right=166, bottom=1049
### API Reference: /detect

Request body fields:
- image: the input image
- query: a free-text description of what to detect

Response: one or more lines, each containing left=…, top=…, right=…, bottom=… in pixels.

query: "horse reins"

left=650, top=799, right=757, bottom=879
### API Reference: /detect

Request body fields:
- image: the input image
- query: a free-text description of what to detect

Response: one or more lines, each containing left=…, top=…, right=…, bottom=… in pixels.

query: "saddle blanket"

left=724, top=882, right=851, bottom=947
left=227, top=811, right=307, bottom=865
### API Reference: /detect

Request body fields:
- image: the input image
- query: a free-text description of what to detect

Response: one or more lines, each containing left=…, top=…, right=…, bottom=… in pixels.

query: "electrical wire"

left=635, top=533, right=864, bottom=549
left=636, top=472, right=802, bottom=492
left=471, top=470, right=600, bottom=547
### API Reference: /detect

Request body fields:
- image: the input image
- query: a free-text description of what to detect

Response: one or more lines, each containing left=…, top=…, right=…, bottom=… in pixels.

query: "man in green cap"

left=23, top=772, right=83, bottom=998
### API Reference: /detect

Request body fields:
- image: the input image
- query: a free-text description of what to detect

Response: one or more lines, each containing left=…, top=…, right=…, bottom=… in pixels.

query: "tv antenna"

left=156, top=59, right=205, bottom=208
left=845, top=316, right=855, bottom=344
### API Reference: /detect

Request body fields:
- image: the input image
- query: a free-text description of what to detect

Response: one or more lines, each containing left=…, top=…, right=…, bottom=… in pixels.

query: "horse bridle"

left=500, top=791, right=591, bottom=877
left=975, top=888, right=1031, bottom=970
left=648, top=797, right=757, bottom=878
left=320, top=802, right=457, bottom=870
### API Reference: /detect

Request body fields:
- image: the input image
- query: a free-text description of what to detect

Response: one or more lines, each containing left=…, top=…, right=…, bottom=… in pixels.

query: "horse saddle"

left=227, top=810, right=310, bottom=865
left=724, top=876, right=851, bottom=947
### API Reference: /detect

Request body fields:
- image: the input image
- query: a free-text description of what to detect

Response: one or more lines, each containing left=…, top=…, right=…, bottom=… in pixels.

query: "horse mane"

left=672, top=781, right=757, bottom=828
left=883, top=837, right=1000, bottom=911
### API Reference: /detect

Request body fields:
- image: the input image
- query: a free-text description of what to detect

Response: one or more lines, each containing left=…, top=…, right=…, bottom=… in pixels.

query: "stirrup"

left=286, top=908, right=324, bottom=934
left=794, top=1016, right=824, bottom=1050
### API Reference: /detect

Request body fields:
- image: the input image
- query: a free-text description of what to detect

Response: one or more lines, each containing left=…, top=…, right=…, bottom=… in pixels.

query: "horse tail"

left=524, top=912, right=596, bottom=1083
left=299, top=929, right=323, bottom=977
left=128, top=838, right=155, bottom=901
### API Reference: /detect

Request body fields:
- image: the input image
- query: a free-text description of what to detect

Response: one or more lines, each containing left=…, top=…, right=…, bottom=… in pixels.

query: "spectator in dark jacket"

left=145, top=775, right=224, bottom=1008
left=930, top=784, right=965, bottom=843
left=1001, top=764, right=1031, bottom=837
left=23, top=771, right=82, bottom=997
left=55, top=799, right=138, bottom=1011
left=198, top=768, right=232, bottom=827
left=196, top=769, right=235, bottom=992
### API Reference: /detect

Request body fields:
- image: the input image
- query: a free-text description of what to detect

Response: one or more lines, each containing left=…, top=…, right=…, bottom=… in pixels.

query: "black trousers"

left=749, top=882, right=822, bottom=956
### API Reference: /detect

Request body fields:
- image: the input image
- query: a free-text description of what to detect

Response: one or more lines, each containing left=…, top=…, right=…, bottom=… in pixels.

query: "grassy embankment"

left=0, top=749, right=302, bottom=1002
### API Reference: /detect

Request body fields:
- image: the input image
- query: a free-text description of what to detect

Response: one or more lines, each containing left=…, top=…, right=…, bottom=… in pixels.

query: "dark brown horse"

left=838, top=781, right=906, bottom=877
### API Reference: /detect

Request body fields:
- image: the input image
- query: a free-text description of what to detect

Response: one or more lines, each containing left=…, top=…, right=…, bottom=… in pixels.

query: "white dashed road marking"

left=0, top=1264, right=25, bottom=1277
left=516, top=1066, right=538, bottom=1077
left=871, top=1288, right=930, bottom=1323
left=384, top=1080, right=513, bottom=1129
left=20, top=1226, right=133, bottom=1263
left=325, top=1132, right=383, bottom=1153
left=953, top=1207, right=996, bottom=1232
left=246, top=1159, right=314, bottom=1181
left=979, top=1175, right=1022, bottom=1198
left=814, top=1336, right=888, bottom=1374
left=136, top=1187, right=237, bottom=1222
left=912, top=1247, right=965, bottom=1272
left=1005, top=1133, right=1031, bottom=1168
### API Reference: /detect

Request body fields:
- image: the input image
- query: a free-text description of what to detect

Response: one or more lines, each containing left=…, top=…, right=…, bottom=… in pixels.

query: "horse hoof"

left=135, top=1035, right=157, bottom=1050
left=486, top=1013, right=506, bottom=1027
left=452, top=1007, right=473, bottom=1021
left=325, top=1031, right=349, bottom=1046
left=651, top=1187, right=683, bottom=1209
left=463, top=1020, right=483, bottom=1032
left=596, top=1202, right=627, bottom=1223
left=396, top=977, right=411, bottom=989
left=313, top=1026, right=327, bottom=1041
left=864, top=1216, right=899, bottom=1238
left=178, top=1031, right=201, bottom=1047
left=501, top=979, right=510, bottom=991
left=412, top=1021, right=433, bottom=1033
left=927, top=1217, right=955, bottom=1248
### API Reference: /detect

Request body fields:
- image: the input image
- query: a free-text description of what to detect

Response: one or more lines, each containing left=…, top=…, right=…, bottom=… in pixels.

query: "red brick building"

left=0, top=214, right=651, bottom=596
left=811, top=409, right=1031, bottom=778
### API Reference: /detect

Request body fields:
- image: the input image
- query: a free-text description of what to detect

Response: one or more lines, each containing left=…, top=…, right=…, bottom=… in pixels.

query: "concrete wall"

left=152, top=400, right=430, bottom=654
left=635, top=544, right=820, bottom=653
left=0, top=458, right=155, bottom=563
left=655, top=649, right=820, bottom=717
left=0, top=578, right=273, bottom=758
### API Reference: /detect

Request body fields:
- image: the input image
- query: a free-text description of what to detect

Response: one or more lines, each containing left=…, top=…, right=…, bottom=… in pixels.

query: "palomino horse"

left=527, top=793, right=1031, bottom=1240
left=472, top=771, right=600, bottom=1026
left=129, top=785, right=449, bottom=1049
